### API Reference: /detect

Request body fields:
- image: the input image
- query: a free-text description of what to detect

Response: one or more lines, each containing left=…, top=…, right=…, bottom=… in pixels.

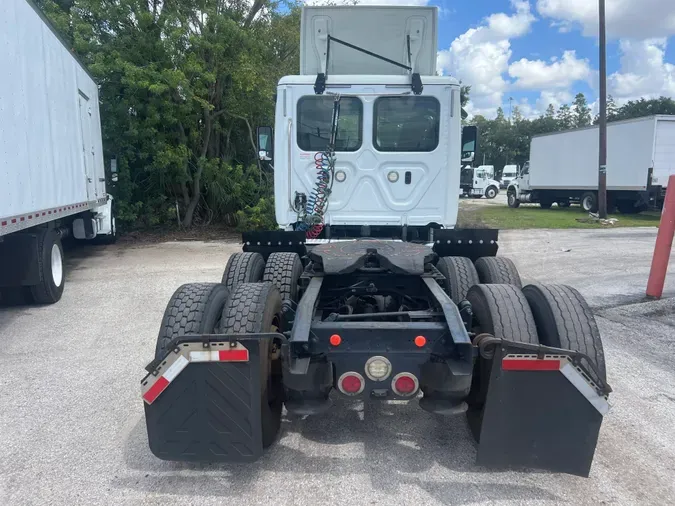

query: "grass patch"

left=458, top=205, right=661, bottom=229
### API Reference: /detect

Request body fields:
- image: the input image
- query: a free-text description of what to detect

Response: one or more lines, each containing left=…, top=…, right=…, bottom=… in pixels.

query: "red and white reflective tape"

left=141, top=342, right=250, bottom=405
left=0, top=198, right=107, bottom=236
left=502, top=354, right=609, bottom=415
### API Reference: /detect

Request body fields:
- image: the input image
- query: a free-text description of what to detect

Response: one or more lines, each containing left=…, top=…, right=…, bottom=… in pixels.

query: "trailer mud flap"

left=471, top=346, right=609, bottom=477
left=142, top=335, right=274, bottom=463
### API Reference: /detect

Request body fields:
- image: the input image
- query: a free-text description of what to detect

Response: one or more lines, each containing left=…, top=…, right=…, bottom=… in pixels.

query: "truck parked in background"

left=0, top=0, right=116, bottom=305
left=500, top=164, right=518, bottom=189
left=507, top=115, right=675, bottom=212
left=461, top=165, right=500, bottom=199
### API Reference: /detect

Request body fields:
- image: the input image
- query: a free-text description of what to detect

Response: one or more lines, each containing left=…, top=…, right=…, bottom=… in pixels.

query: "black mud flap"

left=471, top=343, right=610, bottom=477
left=142, top=334, right=277, bottom=463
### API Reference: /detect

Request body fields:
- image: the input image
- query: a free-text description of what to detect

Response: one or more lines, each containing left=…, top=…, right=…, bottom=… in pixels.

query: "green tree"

left=39, top=0, right=300, bottom=228
left=557, top=104, right=574, bottom=130
left=572, top=92, right=592, bottom=127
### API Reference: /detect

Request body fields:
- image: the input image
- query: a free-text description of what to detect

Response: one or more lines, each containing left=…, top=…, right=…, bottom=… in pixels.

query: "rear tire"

left=220, top=282, right=283, bottom=448
left=475, top=257, right=522, bottom=288
left=262, top=252, right=303, bottom=302
left=580, top=192, right=598, bottom=213
left=155, top=283, right=230, bottom=360
left=30, top=228, right=65, bottom=304
left=436, top=256, right=480, bottom=303
left=616, top=200, right=644, bottom=214
left=522, top=284, right=606, bottom=381
left=466, top=284, right=539, bottom=344
left=465, top=284, right=539, bottom=411
left=221, top=252, right=265, bottom=289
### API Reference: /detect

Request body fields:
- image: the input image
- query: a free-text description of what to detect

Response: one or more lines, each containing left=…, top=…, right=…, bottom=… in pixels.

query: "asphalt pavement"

left=1, top=229, right=674, bottom=505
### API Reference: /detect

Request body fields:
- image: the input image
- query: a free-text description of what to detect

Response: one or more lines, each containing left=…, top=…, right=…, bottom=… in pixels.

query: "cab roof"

left=278, top=74, right=460, bottom=87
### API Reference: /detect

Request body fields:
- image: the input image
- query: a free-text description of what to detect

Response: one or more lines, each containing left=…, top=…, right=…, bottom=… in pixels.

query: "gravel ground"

left=1, top=229, right=674, bottom=505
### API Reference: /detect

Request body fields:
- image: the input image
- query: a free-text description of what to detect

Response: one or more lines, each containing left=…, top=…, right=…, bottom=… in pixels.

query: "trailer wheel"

left=507, top=190, right=520, bottom=208
left=475, top=257, right=522, bottom=288
left=522, top=284, right=606, bottom=381
left=581, top=192, right=598, bottom=213
left=155, top=283, right=230, bottom=360
left=220, top=282, right=283, bottom=448
left=437, top=256, right=480, bottom=303
left=221, top=252, right=265, bottom=289
left=30, top=228, right=65, bottom=304
left=263, top=252, right=303, bottom=302
left=467, top=284, right=538, bottom=344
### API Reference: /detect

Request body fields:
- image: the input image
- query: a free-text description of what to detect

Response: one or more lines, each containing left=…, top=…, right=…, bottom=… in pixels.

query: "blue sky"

left=429, top=0, right=675, bottom=117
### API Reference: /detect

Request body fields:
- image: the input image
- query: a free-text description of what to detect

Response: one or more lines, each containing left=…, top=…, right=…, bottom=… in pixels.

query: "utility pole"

left=598, top=0, right=608, bottom=218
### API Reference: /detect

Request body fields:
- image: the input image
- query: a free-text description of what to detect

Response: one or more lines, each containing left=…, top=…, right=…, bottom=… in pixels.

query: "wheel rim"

left=508, top=194, right=515, bottom=205
left=582, top=196, right=592, bottom=211
left=51, top=243, right=63, bottom=287
left=488, top=188, right=496, bottom=198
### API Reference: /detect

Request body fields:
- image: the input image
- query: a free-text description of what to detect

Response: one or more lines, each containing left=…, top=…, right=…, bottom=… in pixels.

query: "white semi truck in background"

left=0, top=0, right=116, bottom=304
left=507, top=115, right=675, bottom=212
left=460, top=165, right=500, bottom=199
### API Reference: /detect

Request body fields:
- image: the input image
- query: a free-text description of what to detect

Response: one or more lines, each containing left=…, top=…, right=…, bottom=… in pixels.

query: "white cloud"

left=437, top=1, right=536, bottom=117
left=537, top=0, right=675, bottom=39
left=509, top=50, right=591, bottom=89
left=609, top=39, right=675, bottom=101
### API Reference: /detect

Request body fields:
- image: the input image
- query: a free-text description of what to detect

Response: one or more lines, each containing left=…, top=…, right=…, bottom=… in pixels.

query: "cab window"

left=374, top=96, right=440, bottom=152
left=297, top=96, right=363, bottom=152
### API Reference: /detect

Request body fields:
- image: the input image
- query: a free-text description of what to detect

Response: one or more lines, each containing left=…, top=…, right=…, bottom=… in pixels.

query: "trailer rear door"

left=652, top=117, right=675, bottom=188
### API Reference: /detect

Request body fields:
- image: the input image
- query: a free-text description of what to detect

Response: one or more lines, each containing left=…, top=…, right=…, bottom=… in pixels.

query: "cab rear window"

left=374, top=97, right=440, bottom=152
left=297, top=96, right=363, bottom=152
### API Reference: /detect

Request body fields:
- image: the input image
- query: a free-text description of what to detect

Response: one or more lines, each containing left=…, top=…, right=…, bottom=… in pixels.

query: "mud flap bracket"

left=142, top=333, right=282, bottom=463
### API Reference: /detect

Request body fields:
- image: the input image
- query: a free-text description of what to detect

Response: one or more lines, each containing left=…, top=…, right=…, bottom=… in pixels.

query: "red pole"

left=646, top=175, right=675, bottom=299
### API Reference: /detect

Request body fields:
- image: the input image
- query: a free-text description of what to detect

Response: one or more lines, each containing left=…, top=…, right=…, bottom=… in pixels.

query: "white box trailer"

left=507, top=115, right=675, bottom=212
left=0, top=0, right=116, bottom=304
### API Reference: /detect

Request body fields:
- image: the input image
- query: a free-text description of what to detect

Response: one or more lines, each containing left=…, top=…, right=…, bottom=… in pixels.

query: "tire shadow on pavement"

left=115, top=397, right=560, bottom=503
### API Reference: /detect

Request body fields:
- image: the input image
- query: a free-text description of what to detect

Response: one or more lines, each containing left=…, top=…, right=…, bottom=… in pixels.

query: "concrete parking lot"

left=1, top=229, right=674, bottom=505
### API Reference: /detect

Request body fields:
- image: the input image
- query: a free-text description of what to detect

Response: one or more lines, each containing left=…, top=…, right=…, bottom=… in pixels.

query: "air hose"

left=296, top=96, right=341, bottom=238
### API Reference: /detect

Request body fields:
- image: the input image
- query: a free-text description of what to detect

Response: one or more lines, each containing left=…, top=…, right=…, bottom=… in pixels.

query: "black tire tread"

left=30, top=228, right=64, bottom=304
left=221, top=252, right=265, bottom=289
left=262, top=252, right=303, bottom=301
left=437, top=256, right=480, bottom=303
left=467, top=284, right=538, bottom=344
left=220, top=282, right=282, bottom=448
left=155, top=283, right=229, bottom=359
left=522, top=284, right=606, bottom=380
left=475, top=256, right=522, bottom=287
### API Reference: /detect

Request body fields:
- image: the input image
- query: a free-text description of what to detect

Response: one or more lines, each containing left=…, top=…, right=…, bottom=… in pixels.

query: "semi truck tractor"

left=0, top=0, right=116, bottom=305
left=141, top=5, right=610, bottom=476
left=507, top=115, right=675, bottom=212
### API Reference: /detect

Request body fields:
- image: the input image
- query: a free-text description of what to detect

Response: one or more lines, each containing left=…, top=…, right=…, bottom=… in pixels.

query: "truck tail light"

left=392, top=373, right=419, bottom=397
left=338, top=372, right=365, bottom=395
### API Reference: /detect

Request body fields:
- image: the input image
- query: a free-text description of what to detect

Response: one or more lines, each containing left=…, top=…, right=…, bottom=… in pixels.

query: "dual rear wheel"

left=155, top=251, right=304, bottom=449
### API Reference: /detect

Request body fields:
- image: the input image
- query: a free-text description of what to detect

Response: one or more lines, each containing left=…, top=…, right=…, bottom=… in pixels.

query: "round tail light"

left=392, top=373, right=418, bottom=397
left=338, top=372, right=365, bottom=396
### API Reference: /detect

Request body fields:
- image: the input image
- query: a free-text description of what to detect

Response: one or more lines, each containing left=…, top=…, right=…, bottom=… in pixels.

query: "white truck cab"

left=501, top=165, right=518, bottom=189
left=256, top=6, right=475, bottom=240
left=460, top=165, right=500, bottom=199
